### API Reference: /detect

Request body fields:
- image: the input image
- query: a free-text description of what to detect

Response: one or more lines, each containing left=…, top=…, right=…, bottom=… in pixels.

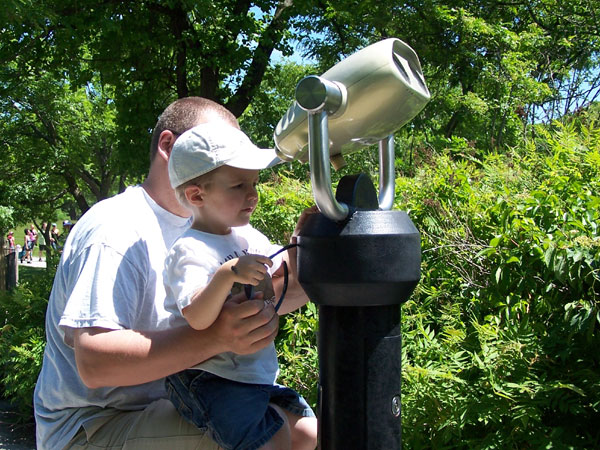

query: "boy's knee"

left=261, top=404, right=317, bottom=450
left=292, top=416, right=318, bottom=450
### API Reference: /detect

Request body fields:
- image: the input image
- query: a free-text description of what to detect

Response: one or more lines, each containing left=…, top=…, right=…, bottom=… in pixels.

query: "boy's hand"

left=229, top=254, right=272, bottom=285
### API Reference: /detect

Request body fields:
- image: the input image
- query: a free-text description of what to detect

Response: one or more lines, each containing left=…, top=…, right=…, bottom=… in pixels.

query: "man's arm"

left=272, top=205, right=319, bottom=315
left=270, top=244, right=307, bottom=314
left=74, top=296, right=278, bottom=388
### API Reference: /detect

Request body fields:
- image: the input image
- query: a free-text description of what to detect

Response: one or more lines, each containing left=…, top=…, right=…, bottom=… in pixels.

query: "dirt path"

left=0, top=402, right=35, bottom=450
left=17, top=258, right=46, bottom=270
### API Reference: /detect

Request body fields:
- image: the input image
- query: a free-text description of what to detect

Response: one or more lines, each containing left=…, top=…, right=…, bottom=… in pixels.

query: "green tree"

left=0, top=0, right=318, bottom=165
left=0, top=70, right=123, bottom=218
left=0, top=0, right=325, bottom=221
left=293, top=0, right=600, bottom=149
left=240, top=61, right=316, bottom=148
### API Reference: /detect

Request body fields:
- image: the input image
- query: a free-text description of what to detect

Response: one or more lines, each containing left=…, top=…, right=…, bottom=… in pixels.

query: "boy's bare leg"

left=287, top=412, right=318, bottom=450
left=284, top=411, right=317, bottom=450
left=259, top=404, right=317, bottom=450
left=260, top=404, right=291, bottom=450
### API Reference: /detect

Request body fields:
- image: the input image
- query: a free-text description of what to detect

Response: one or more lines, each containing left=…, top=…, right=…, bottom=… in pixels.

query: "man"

left=49, top=223, right=59, bottom=250
left=37, top=222, right=47, bottom=261
left=34, top=97, right=281, bottom=449
left=62, top=220, right=73, bottom=235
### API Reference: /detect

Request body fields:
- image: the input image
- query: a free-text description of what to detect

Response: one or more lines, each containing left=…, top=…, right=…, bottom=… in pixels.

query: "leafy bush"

left=398, top=119, right=600, bottom=448
left=0, top=266, right=53, bottom=420
left=276, top=302, right=319, bottom=408
left=252, top=168, right=314, bottom=244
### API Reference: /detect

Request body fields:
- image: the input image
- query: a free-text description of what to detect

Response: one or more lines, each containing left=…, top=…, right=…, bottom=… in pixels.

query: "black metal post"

left=5, top=251, right=17, bottom=290
left=317, top=305, right=402, bottom=449
left=297, top=174, right=420, bottom=450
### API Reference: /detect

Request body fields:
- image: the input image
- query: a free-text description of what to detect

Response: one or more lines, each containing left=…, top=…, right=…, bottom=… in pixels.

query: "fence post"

left=2, top=245, right=18, bottom=291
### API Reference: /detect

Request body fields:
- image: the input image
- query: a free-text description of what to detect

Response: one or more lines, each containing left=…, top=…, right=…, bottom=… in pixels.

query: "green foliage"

left=251, top=169, right=314, bottom=244
left=296, top=0, right=599, bottom=148
left=276, top=302, right=319, bottom=408
left=0, top=0, right=310, bottom=132
left=0, top=266, right=52, bottom=419
left=4, top=0, right=599, bottom=227
left=0, top=206, right=14, bottom=236
left=240, top=61, right=316, bottom=150
left=397, top=118, right=600, bottom=448
left=0, top=67, right=123, bottom=221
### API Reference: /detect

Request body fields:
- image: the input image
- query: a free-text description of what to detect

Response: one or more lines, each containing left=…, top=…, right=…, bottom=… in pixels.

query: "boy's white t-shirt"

left=164, top=227, right=282, bottom=384
left=33, top=186, right=191, bottom=450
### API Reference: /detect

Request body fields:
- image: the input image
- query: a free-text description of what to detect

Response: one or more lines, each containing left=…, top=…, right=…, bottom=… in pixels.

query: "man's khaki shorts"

left=64, top=399, right=220, bottom=449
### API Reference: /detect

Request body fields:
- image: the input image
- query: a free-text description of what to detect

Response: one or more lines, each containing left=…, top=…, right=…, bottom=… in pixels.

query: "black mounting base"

left=297, top=173, right=420, bottom=450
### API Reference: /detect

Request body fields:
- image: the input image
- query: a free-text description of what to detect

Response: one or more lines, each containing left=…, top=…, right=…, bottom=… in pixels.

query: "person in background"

left=55, top=220, right=74, bottom=250
left=22, top=229, right=33, bottom=263
left=38, top=222, right=47, bottom=261
left=6, top=230, right=15, bottom=253
left=29, top=223, right=38, bottom=248
left=34, top=97, right=279, bottom=450
left=49, top=223, right=59, bottom=250
left=62, top=220, right=73, bottom=235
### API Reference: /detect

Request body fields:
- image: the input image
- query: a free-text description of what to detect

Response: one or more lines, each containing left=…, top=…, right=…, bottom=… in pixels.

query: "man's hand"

left=292, top=205, right=319, bottom=239
left=285, top=205, right=319, bottom=282
left=211, top=291, right=279, bottom=355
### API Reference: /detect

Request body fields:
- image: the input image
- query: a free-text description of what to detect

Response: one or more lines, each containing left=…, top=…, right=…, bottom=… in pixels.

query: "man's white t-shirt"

left=33, top=186, right=191, bottom=450
left=164, top=227, right=282, bottom=384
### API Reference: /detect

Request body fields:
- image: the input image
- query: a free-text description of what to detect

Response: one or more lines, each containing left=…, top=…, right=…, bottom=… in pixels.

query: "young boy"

left=163, top=122, right=318, bottom=450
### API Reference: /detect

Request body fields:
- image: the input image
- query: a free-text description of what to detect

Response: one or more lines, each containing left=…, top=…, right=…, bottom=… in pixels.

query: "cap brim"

left=227, top=148, right=283, bottom=171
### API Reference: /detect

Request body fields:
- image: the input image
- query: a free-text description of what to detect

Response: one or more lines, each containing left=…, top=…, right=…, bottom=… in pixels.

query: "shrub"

left=0, top=266, right=53, bottom=420
left=252, top=169, right=314, bottom=244
left=276, top=302, right=319, bottom=408
left=398, top=120, right=600, bottom=448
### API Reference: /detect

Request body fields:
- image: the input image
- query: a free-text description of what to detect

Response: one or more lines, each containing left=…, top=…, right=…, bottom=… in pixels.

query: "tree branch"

left=227, top=0, right=294, bottom=116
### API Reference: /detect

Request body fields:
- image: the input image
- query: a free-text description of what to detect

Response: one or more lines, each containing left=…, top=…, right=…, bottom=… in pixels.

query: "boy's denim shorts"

left=166, top=369, right=315, bottom=450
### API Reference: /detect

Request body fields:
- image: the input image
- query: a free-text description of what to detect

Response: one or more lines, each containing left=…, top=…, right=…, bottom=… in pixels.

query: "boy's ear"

left=185, top=185, right=204, bottom=206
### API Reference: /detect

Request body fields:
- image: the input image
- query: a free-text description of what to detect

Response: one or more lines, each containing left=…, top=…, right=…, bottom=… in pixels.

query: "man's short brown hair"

left=149, top=97, right=238, bottom=162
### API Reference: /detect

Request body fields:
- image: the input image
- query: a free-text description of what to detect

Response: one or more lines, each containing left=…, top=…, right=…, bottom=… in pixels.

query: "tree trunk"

left=444, top=110, right=461, bottom=138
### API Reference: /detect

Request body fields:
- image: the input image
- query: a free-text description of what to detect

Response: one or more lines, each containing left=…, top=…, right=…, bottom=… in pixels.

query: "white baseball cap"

left=168, top=122, right=281, bottom=188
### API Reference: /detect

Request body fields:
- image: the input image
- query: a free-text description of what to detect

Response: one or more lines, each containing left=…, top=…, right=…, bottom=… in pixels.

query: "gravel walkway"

left=0, top=402, right=35, bottom=450
left=17, top=258, right=46, bottom=270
